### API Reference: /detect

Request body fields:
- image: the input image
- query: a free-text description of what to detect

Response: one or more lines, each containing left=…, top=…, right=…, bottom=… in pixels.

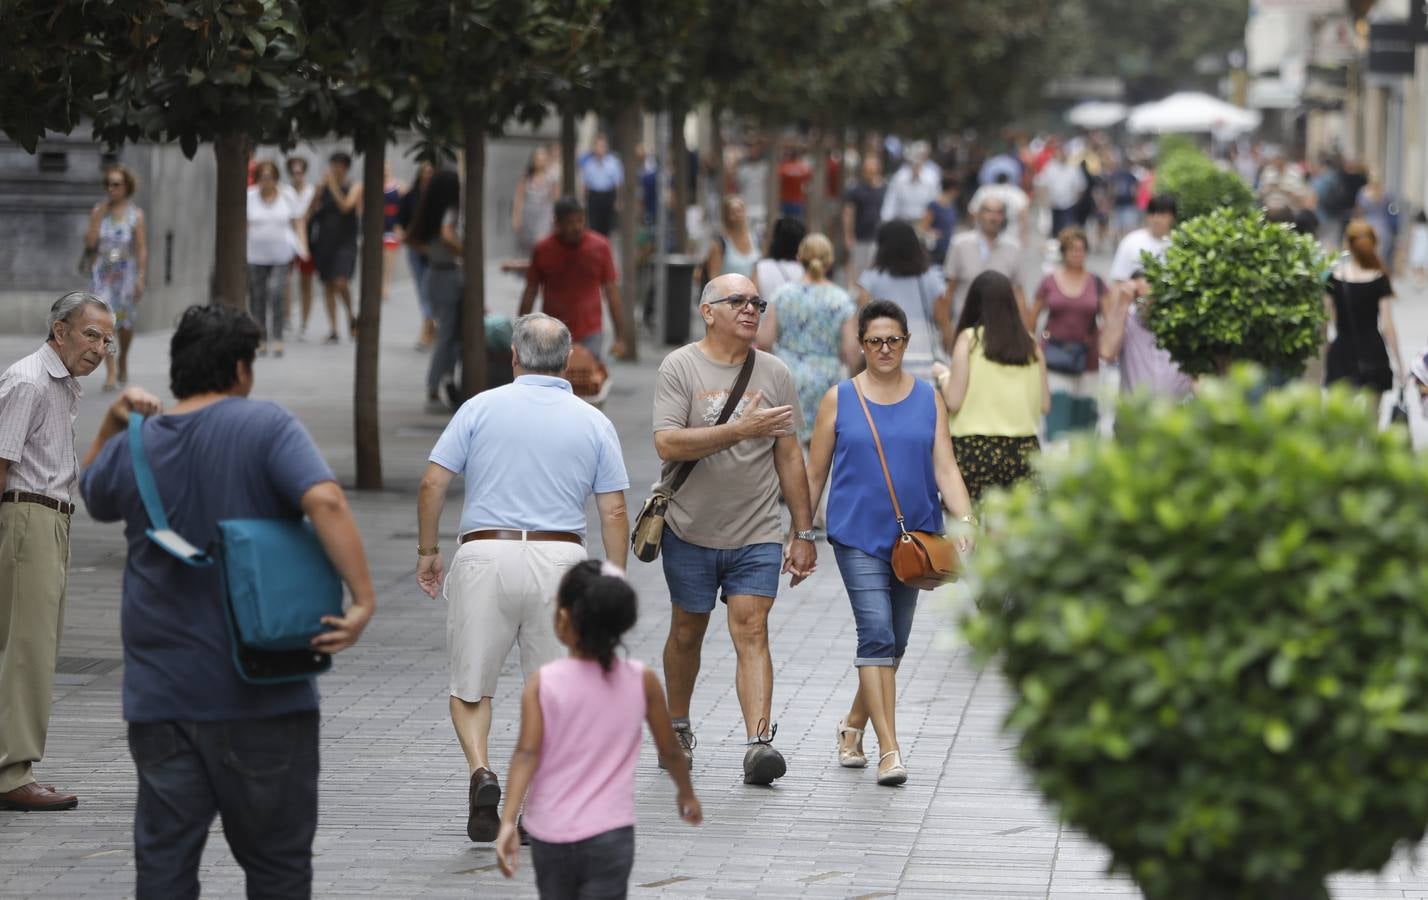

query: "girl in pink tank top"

left=496, top=561, right=702, bottom=897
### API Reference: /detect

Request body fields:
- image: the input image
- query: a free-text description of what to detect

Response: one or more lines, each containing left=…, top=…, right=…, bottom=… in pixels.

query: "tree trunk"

left=353, top=133, right=385, bottom=491
left=560, top=107, right=578, bottom=197
left=615, top=103, right=641, bottom=361
left=808, top=128, right=829, bottom=234
left=460, top=107, right=489, bottom=400
left=709, top=101, right=725, bottom=213
left=670, top=101, right=689, bottom=252
left=765, top=131, right=782, bottom=234
left=212, top=131, right=249, bottom=308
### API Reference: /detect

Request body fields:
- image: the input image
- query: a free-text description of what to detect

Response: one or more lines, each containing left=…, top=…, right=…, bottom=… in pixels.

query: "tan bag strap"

left=851, top=376, right=908, bottom=535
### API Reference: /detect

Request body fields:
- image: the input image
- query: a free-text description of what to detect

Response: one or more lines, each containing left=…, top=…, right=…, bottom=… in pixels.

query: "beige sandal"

left=836, top=718, right=867, bottom=768
left=877, top=750, right=907, bottom=786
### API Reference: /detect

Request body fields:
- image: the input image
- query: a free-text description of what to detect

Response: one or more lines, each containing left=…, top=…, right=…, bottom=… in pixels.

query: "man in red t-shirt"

left=777, top=146, right=812, bottom=220
left=519, top=197, right=627, bottom=359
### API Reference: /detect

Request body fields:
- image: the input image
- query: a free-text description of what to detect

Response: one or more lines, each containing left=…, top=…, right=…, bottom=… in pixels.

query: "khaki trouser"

left=0, top=502, right=70, bottom=793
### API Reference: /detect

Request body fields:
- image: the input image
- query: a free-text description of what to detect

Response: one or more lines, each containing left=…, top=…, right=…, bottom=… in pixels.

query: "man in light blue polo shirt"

left=579, top=134, right=623, bottom=236
left=415, top=312, right=629, bottom=844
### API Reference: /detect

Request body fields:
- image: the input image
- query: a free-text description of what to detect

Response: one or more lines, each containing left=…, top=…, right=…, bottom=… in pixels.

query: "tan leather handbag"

left=631, top=352, right=756, bottom=563
left=852, top=378, right=958, bottom=590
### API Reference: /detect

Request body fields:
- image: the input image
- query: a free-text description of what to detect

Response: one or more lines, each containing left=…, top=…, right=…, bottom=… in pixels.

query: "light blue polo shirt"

left=580, top=154, right=624, bottom=193
left=429, top=375, right=629, bottom=536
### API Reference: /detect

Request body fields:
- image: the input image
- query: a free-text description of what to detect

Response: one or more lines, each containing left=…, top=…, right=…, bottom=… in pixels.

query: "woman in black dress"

left=1325, top=220, right=1405, bottom=393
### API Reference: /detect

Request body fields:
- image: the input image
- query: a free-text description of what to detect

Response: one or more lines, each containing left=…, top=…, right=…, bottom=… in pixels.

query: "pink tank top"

left=522, top=657, right=646, bottom=844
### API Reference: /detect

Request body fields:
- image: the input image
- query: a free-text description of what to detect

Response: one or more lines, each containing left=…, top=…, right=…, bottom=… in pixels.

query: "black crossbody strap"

left=667, top=350, right=757, bottom=495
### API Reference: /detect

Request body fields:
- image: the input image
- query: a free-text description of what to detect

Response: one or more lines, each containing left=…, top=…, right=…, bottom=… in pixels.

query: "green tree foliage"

left=105, top=0, right=312, bottom=310
left=1062, top=0, right=1251, bottom=102
left=1155, top=149, right=1256, bottom=224
left=889, top=0, right=1082, bottom=134
left=0, top=1, right=129, bottom=151
left=967, top=369, right=1428, bottom=899
left=1141, top=209, right=1327, bottom=377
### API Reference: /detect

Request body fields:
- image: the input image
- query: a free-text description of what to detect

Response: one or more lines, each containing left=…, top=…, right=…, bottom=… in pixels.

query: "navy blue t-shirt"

left=81, top=398, right=336, bottom=723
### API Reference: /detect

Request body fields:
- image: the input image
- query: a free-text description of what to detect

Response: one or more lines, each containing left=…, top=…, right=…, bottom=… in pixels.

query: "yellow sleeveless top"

left=950, top=328, right=1041, bottom=438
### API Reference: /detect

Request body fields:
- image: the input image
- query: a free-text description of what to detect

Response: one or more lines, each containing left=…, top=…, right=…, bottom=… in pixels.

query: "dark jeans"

left=406, top=246, right=432, bottom=319
left=128, top=710, right=319, bottom=900
left=248, top=263, right=290, bottom=343
left=528, top=825, right=635, bottom=900
left=586, top=189, right=617, bottom=236
left=1050, top=206, right=1078, bottom=237
left=425, top=264, right=463, bottom=394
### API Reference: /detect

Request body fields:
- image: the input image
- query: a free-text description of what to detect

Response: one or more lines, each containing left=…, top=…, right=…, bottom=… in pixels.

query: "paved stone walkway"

left=3, top=255, right=1428, bottom=899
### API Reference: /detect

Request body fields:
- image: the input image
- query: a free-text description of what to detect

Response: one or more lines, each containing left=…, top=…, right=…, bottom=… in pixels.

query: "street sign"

left=1368, top=21, right=1417, bottom=75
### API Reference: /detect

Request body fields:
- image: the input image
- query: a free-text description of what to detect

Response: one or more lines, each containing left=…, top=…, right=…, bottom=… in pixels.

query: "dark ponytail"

left=558, top=560, right=638, bottom=672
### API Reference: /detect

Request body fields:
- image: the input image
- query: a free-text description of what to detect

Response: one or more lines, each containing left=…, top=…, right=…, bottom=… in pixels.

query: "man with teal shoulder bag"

left=79, top=304, right=376, bottom=900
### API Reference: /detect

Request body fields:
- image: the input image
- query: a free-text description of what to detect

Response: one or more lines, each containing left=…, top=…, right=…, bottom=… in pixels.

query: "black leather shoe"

left=467, top=768, right=500, bottom=842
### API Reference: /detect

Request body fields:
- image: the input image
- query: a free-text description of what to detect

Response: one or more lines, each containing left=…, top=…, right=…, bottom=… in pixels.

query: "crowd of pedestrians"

left=7, top=123, right=1427, bottom=900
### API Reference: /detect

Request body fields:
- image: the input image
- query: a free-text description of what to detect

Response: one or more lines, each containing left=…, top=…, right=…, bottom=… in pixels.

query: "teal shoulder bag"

left=127, top=411, right=342, bottom=684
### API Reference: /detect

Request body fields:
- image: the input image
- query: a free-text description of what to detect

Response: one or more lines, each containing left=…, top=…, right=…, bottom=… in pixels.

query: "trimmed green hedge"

left=1156, top=149, right=1256, bottom=224
left=966, top=369, right=1428, bottom=900
left=1141, top=208, right=1329, bottom=377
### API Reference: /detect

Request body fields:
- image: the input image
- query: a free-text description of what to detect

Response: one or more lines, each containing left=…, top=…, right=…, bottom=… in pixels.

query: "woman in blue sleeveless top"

left=805, top=299, right=977, bottom=788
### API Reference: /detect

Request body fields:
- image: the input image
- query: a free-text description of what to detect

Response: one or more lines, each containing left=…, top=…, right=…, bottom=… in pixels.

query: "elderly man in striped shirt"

left=0, top=292, right=159, bottom=812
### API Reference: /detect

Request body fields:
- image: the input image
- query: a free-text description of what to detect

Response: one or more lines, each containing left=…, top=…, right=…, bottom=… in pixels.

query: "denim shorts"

left=660, top=529, right=782, bottom=614
left=831, top=541, right=920, bottom=666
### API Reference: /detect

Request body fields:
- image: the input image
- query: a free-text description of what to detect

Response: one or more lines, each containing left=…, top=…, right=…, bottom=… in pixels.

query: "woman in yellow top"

left=932, top=271, right=1049, bottom=500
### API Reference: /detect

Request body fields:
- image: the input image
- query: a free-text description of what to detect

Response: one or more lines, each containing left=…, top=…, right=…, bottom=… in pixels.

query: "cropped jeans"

left=831, top=541, right=919, bottom=667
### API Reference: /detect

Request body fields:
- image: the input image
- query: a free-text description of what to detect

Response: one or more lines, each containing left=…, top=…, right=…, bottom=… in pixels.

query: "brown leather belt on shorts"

left=460, top=529, right=583, bottom=545
left=1, top=490, right=75, bottom=516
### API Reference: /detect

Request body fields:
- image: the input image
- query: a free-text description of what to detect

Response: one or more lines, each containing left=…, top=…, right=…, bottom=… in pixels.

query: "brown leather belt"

left=1, top=490, right=75, bottom=516
left=460, top=529, right=583, bottom=545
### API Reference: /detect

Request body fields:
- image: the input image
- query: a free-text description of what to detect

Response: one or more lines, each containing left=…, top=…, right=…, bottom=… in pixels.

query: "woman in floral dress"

left=757, top=233, right=860, bottom=443
left=85, top=164, right=147, bottom=390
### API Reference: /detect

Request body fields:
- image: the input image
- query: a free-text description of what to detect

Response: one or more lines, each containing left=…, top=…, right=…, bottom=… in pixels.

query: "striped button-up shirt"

left=0, top=344, right=82, bottom=503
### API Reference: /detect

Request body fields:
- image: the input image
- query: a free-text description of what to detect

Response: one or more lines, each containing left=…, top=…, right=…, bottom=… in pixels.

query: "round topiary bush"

left=1155, top=150, right=1256, bottom=223
left=1141, top=208, right=1329, bottom=377
left=965, top=369, right=1428, bottom=900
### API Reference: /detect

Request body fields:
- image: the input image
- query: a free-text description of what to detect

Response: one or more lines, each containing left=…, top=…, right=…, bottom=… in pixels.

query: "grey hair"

left=512, top=313, right=572, bottom=374
left=47, top=291, right=112, bottom=334
left=699, top=279, right=727, bottom=306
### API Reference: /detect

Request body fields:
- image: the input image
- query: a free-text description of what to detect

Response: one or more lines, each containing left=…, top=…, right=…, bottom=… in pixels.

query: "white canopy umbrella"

left=1127, top=92, right=1261, bottom=136
left=1065, top=101, right=1128, bottom=130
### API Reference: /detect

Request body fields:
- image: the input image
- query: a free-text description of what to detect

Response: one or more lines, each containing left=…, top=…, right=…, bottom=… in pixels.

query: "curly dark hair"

left=408, top=170, right=460, bottom=246
left=169, top=305, right=261, bottom=399
left=766, top=218, right=807, bottom=262
left=871, top=219, right=930, bottom=278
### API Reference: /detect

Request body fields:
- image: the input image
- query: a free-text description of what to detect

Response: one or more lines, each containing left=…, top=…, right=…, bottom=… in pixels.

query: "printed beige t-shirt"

left=651, top=344, right=802, bottom=549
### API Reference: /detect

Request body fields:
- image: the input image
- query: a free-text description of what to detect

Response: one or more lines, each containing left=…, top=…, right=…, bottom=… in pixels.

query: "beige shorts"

left=444, top=537, right=587, bottom=701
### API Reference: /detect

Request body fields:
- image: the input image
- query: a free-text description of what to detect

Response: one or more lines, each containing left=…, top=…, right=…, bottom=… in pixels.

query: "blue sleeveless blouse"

left=827, top=379, right=943, bottom=562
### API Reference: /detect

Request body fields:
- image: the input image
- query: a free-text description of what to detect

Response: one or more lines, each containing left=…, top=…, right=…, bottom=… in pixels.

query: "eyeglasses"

left=862, top=335, right=908, bottom=351
left=710, top=294, right=767, bottom=314
left=76, top=326, right=117, bottom=354
left=105, top=180, right=125, bottom=188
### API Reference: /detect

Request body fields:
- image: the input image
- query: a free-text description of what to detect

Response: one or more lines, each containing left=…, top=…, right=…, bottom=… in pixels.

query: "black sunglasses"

left=862, top=335, right=909, bottom=351
left=710, top=294, right=767, bottom=314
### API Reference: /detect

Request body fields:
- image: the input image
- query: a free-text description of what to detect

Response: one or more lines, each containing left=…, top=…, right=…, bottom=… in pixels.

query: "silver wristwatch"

left=794, top=529, right=817, bottom=542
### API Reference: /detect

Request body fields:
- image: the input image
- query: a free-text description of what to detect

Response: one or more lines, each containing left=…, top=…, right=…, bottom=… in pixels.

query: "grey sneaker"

left=742, top=721, right=786, bottom=785
left=660, top=725, right=696, bottom=770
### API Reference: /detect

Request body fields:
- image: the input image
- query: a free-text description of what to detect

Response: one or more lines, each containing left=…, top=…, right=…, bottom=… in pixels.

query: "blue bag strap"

left=127, top=412, right=170, bottom=531
left=127, top=412, right=212, bottom=567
